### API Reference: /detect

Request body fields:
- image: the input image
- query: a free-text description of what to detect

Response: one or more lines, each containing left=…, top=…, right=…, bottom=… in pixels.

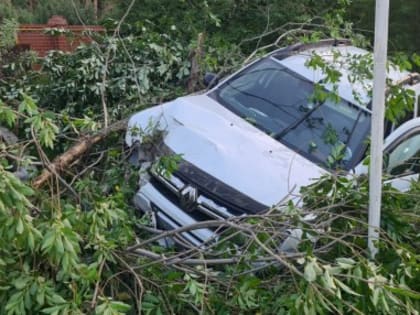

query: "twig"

left=114, top=254, right=144, bottom=312
left=91, top=258, right=106, bottom=309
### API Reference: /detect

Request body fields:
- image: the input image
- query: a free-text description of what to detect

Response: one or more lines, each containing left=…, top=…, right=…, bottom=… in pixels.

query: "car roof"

left=273, top=44, right=411, bottom=109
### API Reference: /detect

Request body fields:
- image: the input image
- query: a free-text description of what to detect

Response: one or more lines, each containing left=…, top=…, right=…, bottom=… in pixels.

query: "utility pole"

left=368, top=0, right=390, bottom=257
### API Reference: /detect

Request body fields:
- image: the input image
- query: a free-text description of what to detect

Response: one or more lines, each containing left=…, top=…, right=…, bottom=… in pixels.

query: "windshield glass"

left=209, top=58, right=371, bottom=170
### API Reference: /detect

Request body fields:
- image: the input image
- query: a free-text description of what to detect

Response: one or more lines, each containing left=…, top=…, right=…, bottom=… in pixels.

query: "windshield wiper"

left=273, top=101, right=325, bottom=140
left=345, top=108, right=364, bottom=145
left=223, top=81, right=299, bottom=119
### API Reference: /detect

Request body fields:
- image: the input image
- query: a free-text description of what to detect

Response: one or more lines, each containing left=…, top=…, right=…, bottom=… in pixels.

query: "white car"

left=126, top=39, right=420, bottom=246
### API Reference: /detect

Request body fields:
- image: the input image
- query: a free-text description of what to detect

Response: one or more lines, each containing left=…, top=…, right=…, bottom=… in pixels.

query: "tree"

left=0, top=2, right=419, bottom=313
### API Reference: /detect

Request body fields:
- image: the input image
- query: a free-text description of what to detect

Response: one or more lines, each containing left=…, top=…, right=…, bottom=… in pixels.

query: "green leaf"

left=19, top=94, right=38, bottom=116
left=41, top=305, right=63, bottom=314
left=55, top=235, right=64, bottom=255
left=13, top=277, right=29, bottom=290
left=41, top=232, right=55, bottom=252
left=336, top=257, right=355, bottom=269
left=335, top=279, right=361, bottom=296
left=110, top=301, right=131, bottom=312
left=0, top=103, right=17, bottom=127
left=16, top=218, right=24, bottom=234
left=384, top=285, right=420, bottom=300
left=27, top=232, right=35, bottom=251
left=36, top=289, right=45, bottom=306
left=322, top=270, right=336, bottom=291
left=304, top=262, right=317, bottom=282
left=48, top=294, right=66, bottom=305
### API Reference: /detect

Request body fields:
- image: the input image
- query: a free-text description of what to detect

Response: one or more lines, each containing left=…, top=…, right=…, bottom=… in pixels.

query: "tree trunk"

left=28, top=0, right=35, bottom=12
left=187, top=32, right=205, bottom=93
left=93, top=0, right=98, bottom=21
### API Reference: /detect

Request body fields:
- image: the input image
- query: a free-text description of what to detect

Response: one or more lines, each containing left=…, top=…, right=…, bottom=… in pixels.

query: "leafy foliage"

left=0, top=0, right=106, bottom=24
left=0, top=1, right=419, bottom=314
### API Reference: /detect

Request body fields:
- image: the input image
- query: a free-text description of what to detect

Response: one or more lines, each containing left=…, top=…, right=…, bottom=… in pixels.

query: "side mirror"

left=203, top=72, right=219, bottom=88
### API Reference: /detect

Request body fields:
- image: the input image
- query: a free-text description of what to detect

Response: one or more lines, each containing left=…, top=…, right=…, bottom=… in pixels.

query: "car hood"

left=127, top=94, right=328, bottom=207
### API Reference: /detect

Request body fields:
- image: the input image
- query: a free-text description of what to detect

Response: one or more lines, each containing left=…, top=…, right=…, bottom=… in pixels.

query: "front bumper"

left=134, top=181, right=218, bottom=246
left=134, top=181, right=304, bottom=253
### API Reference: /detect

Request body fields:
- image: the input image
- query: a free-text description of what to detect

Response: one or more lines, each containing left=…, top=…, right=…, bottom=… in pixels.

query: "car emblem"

left=179, top=185, right=198, bottom=212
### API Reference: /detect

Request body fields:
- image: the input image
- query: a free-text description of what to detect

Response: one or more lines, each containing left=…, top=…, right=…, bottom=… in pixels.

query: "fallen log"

left=32, top=118, right=128, bottom=189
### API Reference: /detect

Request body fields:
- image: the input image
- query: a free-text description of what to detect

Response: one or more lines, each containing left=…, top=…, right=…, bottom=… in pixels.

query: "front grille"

left=174, top=162, right=268, bottom=214
left=149, top=176, right=211, bottom=222
left=149, top=167, right=239, bottom=222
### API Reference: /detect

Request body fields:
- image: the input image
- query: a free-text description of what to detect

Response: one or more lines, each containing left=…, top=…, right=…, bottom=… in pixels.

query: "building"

left=16, top=15, right=104, bottom=57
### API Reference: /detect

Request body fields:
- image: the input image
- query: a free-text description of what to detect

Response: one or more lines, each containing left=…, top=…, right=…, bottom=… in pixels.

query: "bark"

left=28, top=0, right=36, bottom=12
left=32, top=118, right=128, bottom=189
left=187, top=32, right=205, bottom=93
left=93, top=0, right=98, bottom=21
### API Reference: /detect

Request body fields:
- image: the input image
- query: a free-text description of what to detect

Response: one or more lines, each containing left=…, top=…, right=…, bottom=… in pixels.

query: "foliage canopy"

left=0, top=2, right=419, bottom=314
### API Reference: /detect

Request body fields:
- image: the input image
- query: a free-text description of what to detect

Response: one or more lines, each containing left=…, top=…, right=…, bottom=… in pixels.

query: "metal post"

left=368, top=0, right=390, bottom=258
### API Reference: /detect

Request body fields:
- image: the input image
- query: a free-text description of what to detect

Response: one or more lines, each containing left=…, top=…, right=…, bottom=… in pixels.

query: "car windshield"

left=209, top=58, right=371, bottom=171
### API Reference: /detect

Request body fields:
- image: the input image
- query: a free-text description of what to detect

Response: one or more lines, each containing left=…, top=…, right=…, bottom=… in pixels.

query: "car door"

left=384, top=122, right=420, bottom=191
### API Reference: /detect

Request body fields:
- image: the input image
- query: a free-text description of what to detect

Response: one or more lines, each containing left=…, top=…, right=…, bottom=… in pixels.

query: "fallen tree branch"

left=32, top=118, right=128, bottom=189
left=127, top=248, right=288, bottom=266
left=126, top=219, right=251, bottom=251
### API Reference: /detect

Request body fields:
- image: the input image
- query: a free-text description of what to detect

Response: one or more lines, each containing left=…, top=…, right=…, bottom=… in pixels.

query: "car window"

left=210, top=58, right=371, bottom=171
left=386, top=133, right=420, bottom=176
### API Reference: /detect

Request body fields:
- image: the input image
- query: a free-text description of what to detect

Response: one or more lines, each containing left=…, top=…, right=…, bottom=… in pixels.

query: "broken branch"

left=32, top=118, right=128, bottom=189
